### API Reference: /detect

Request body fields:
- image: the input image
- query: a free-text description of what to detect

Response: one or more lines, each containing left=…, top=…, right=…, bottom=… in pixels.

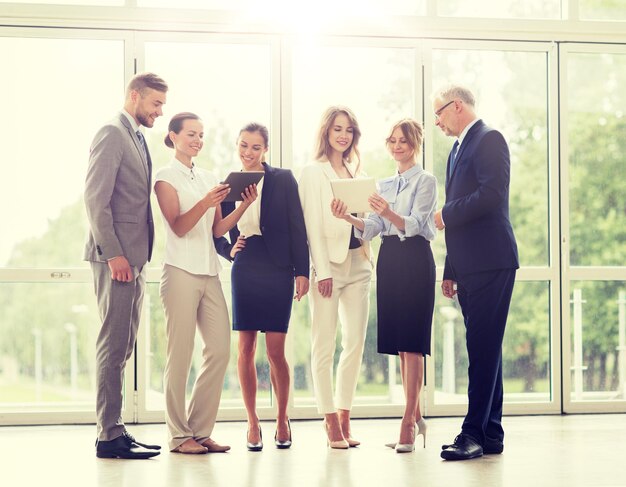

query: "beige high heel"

left=323, top=420, right=349, bottom=449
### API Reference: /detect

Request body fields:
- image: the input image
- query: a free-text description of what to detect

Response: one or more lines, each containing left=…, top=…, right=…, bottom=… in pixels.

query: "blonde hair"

left=314, top=106, right=362, bottom=172
left=386, top=118, right=423, bottom=157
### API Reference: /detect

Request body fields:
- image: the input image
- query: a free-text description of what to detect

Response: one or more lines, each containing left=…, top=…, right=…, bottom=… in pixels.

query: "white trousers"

left=160, top=264, right=231, bottom=451
left=310, top=249, right=372, bottom=414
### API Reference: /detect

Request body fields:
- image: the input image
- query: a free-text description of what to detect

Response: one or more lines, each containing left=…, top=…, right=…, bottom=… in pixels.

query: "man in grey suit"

left=84, top=72, right=168, bottom=459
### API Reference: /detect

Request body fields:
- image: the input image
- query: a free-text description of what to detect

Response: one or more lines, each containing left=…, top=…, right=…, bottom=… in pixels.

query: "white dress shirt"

left=235, top=178, right=264, bottom=237
left=154, top=158, right=221, bottom=276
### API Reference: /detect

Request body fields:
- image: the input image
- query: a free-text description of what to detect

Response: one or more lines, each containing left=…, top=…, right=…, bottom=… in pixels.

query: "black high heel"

left=275, top=419, right=292, bottom=449
left=246, top=425, right=263, bottom=452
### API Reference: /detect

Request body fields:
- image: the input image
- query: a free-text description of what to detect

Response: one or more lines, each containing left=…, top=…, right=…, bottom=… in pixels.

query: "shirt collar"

left=457, top=118, right=480, bottom=146
left=398, top=164, right=422, bottom=180
left=171, top=157, right=196, bottom=178
left=121, top=109, right=140, bottom=132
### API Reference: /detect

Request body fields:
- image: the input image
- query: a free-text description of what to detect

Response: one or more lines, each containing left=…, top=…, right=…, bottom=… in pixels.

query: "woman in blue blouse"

left=331, top=118, right=437, bottom=453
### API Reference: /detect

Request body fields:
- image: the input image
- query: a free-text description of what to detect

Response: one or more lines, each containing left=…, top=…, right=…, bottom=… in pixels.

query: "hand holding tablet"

left=221, top=171, right=264, bottom=202
left=329, top=177, right=377, bottom=213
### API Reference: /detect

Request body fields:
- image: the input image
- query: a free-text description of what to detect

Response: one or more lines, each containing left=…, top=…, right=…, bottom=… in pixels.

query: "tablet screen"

left=330, top=178, right=377, bottom=213
left=221, top=171, right=264, bottom=202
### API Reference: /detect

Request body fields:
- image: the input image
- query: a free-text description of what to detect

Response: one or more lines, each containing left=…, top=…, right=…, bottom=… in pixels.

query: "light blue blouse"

left=356, top=165, right=438, bottom=242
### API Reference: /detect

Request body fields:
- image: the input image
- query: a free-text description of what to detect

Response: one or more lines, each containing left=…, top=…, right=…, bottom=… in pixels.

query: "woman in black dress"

left=331, top=119, right=437, bottom=452
left=215, top=123, right=309, bottom=451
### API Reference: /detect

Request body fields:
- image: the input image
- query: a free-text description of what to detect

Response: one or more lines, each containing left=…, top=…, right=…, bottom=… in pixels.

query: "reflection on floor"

left=1, top=414, right=625, bottom=487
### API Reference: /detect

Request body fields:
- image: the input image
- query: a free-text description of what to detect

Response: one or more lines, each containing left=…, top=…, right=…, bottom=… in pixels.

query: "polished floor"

left=1, top=414, right=625, bottom=487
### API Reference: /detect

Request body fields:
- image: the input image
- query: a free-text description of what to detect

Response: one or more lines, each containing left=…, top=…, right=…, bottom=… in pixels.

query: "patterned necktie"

left=136, top=130, right=148, bottom=160
left=448, top=140, right=459, bottom=178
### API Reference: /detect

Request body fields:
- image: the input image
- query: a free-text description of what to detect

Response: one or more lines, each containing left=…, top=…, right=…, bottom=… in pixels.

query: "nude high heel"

left=324, top=420, right=349, bottom=449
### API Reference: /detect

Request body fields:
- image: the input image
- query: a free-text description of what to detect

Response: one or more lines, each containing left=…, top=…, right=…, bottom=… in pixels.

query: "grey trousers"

left=91, top=261, right=145, bottom=441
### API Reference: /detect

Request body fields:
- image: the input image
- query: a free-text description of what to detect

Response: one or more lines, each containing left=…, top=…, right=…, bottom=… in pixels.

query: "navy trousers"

left=456, top=268, right=516, bottom=445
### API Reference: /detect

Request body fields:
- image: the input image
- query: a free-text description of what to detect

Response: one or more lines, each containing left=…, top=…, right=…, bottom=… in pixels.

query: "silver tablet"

left=221, top=171, right=264, bottom=202
left=329, top=177, right=377, bottom=213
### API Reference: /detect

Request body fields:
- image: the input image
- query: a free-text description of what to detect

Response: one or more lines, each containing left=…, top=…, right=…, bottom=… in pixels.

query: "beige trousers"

left=160, top=264, right=230, bottom=451
left=310, top=249, right=372, bottom=414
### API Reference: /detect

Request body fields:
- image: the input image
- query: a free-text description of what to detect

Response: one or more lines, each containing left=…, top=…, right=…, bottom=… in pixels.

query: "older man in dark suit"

left=433, top=85, right=519, bottom=461
left=84, top=72, right=167, bottom=459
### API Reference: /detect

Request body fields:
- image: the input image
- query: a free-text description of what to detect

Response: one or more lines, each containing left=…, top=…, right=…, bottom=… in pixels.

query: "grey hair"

left=432, top=84, right=476, bottom=107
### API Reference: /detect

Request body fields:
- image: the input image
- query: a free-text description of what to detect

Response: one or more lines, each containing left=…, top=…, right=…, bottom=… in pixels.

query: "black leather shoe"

left=123, top=430, right=161, bottom=450
left=483, top=436, right=504, bottom=454
left=440, top=434, right=483, bottom=461
left=96, top=436, right=160, bottom=459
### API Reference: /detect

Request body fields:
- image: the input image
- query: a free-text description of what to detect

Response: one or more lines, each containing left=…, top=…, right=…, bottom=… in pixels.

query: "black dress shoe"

left=483, top=436, right=504, bottom=454
left=96, top=436, right=160, bottom=459
left=440, top=434, right=483, bottom=461
left=123, top=430, right=161, bottom=450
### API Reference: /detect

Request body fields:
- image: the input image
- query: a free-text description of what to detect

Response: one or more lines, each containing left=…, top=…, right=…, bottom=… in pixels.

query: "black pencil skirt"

left=231, top=235, right=294, bottom=333
left=376, top=235, right=435, bottom=355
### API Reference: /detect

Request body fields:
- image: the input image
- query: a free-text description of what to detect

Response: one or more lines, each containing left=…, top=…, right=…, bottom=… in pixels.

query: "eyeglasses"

left=434, top=100, right=455, bottom=120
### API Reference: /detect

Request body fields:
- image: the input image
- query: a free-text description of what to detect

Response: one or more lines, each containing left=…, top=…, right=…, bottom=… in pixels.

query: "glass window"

left=437, top=0, right=560, bottom=19
left=291, top=44, right=415, bottom=176
left=0, top=36, right=124, bottom=269
left=290, top=43, right=416, bottom=407
left=434, top=281, right=551, bottom=405
left=566, top=52, right=626, bottom=267
left=579, top=0, right=626, bottom=21
left=0, top=283, right=100, bottom=412
left=431, top=48, right=550, bottom=269
left=569, top=282, right=626, bottom=402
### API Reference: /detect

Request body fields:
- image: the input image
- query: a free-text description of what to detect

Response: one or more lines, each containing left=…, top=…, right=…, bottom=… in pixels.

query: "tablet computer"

left=330, top=177, right=377, bottom=213
left=221, top=171, right=264, bottom=202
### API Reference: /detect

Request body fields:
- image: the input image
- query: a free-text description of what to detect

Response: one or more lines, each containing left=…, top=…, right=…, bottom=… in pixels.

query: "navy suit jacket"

left=214, top=163, right=309, bottom=277
left=442, top=119, right=519, bottom=280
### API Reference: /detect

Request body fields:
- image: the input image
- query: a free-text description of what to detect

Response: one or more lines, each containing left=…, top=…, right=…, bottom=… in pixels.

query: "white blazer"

left=298, top=160, right=370, bottom=281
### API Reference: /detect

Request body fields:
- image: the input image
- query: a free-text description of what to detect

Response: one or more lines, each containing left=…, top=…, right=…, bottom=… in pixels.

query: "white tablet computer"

left=221, top=171, right=264, bottom=202
left=329, top=177, right=377, bottom=213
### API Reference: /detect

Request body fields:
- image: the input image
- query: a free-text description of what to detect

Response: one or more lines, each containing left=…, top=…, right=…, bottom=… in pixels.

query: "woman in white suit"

left=298, top=106, right=372, bottom=449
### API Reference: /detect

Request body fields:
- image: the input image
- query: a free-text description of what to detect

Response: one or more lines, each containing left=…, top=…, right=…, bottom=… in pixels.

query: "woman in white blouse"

left=298, top=106, right=372, bottom=449
left=331, top=118, right=437, bottom=453
left=154, top=112, right=256, bottom=454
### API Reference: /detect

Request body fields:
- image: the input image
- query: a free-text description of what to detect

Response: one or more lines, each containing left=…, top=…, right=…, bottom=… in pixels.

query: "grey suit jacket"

left=83, top=112, right=154, bottom=267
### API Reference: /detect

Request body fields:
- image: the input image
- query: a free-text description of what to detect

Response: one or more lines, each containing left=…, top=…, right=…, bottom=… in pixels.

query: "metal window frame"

left=559, top=42, right=626, bottom=414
